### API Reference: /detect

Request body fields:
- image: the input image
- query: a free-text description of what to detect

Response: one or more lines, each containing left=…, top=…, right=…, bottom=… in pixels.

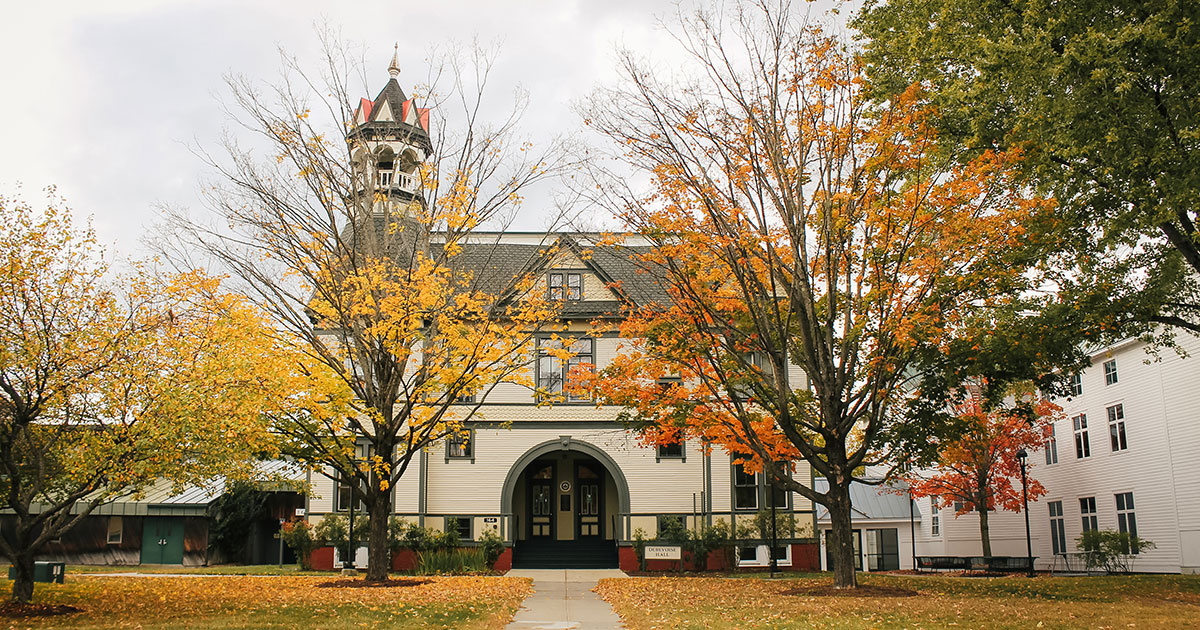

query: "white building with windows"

left=898, top=332, right=1200, bottom=574
left=303, top=68, right=819, bottom=571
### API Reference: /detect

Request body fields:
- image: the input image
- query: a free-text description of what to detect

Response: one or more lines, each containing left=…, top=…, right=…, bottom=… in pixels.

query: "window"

left=733, top=463, right=758, bottom=511
left=1080, top=497, right=1098, bottom=532
left=866, top=528, right=900, bottom=571
left=1116, top=492, right=1138, bottom=553
left=1073, top=414, right=1091, bottom=459
left=106, top=516, right=123, bottom=545
left=1104, top=359, right=1118, bottom=385
left=1048, top=501, right=1066, bottom=555
left=455, top=392, right=475, bottom=404
left=548, top=271, right=583, bottom=301
left=1107, top=404, right=1128, bottom=452
left=537, top=337, right=594, bottom=401
left=1045, top=422, right=1059, bottom=465
left=1069, top=372, right=1083, bottom=396
left=930, top=498, right=940, bottom=537
left=656, top=440, right=684, bottom=460
left=741, top=541, right=793, bottom=567
left=335, top=443, right=372, bottom=512
left=447, top=430, right=473, bottom=460
left=450, top=516, right=472, bottom=541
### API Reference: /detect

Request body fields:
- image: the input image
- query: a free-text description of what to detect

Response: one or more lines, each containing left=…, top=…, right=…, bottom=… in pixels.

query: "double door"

left=141, top=518, right=184, bottom=564
left=525, top=461, right=605, bottom=540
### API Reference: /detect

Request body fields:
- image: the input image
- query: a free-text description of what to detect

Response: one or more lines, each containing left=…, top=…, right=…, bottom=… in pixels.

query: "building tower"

left=348, top=45, right=432, bottom=209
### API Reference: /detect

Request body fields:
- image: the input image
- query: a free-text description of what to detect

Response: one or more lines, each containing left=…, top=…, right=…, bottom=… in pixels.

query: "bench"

left=916, top=556, right=1035, bottom=573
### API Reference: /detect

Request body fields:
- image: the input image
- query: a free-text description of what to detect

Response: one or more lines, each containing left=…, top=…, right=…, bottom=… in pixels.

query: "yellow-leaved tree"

left=170, top=36, right=571, bottom=581
left=0, top=191, right=286, bottom=603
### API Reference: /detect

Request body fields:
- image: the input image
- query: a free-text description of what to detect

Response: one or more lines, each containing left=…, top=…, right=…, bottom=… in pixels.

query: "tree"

left=902, top=386, right=1059, bottom=556
left=0, top=191, right=282, bottom=603
left=171, top=35, right=568, bottom=581
left=579, top=1, right=1056, bottom=588
left=855, top=0, right=1200, bottom=340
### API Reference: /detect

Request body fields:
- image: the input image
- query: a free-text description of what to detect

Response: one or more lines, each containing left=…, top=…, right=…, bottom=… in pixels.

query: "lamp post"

left=1016, top=448, right=1035, bottom=577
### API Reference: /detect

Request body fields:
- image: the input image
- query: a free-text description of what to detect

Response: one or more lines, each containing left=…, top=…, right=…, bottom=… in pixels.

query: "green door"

left=140, top=518, right=185, bottom=565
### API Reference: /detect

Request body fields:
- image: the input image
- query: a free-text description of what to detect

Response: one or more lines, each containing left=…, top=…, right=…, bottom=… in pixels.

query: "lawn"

left=0, top=574, right=532, bottom=629
left=595, top=573, right=1200, bottom=630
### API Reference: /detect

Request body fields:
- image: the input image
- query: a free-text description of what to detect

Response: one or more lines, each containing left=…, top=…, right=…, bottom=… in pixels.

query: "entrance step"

left=511, top=539, right=619, bottom=569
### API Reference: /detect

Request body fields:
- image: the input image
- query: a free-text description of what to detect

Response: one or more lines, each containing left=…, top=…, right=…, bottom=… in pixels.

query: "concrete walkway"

left=505, top=569, right=626, bottom=630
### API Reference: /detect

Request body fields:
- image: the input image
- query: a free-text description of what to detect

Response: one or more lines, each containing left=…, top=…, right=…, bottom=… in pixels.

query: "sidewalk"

left=505, top=569, right=626, bottom=630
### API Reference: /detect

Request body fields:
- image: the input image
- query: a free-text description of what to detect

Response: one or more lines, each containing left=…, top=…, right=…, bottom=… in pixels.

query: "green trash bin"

left=7, top=561, right=65, bottom=584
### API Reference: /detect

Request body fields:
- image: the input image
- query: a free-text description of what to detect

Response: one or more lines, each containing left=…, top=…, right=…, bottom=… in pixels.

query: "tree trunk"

left=978, top=506, right=992, bottom=557
left=10, top=552, right=35, bottom=604
left=825, top=481, right=858, bottom=589
left=365, top=495, right=390, bottom=581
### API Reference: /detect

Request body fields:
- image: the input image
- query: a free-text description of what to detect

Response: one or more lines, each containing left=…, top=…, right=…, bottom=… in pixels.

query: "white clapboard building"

left=303, top=69, right=818, bottom=571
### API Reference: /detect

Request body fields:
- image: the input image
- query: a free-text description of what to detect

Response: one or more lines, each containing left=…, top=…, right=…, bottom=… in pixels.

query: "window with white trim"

left=1107, top=404, right=1128, bottom=452
left=1103, top=359, right=1118, bottom=385
left=1045, top=422, right=1059, bottom=465
left=1073, top=414, right=1091, bottom=459
left=1048, top=501, right=1066, bottom=555
left=1116, top=492, right=1138, bottom=553
left=1069, top=372, right=1083, bottom=396
left=1080, top=496, right=1098, bottom=532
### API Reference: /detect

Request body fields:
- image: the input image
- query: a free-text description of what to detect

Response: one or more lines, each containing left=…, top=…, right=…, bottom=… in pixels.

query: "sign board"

left=294, top=508, right=306, bottom=517
left=483, top=517, right=498, bottom=524
left=645, top=545, right=682, bottom=560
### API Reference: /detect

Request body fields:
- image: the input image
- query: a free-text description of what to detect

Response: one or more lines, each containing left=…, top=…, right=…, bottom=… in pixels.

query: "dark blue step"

left=512, top=539, right=619, bottom=569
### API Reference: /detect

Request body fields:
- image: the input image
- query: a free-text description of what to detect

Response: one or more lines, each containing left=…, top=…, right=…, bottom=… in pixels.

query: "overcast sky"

left=0, top=0, right=846, bottom=260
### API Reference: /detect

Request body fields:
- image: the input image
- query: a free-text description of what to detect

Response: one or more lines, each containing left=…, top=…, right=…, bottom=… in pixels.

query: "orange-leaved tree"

left=579, top=1, right=1058, bottom=588
left=171, top=36, right=571, bottom=580
left=903, top=387, right=1059, bottom=556
left=0, top=191, right=286, bottom=603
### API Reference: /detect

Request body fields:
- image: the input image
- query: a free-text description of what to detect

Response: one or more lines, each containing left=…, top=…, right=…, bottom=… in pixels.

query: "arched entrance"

left=502, top=437, right=629, bottom=568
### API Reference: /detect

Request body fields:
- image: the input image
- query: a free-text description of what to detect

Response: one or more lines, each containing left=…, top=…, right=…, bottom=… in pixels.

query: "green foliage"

left=631, top=528, right=649, bottom=572
left=313, top=514, right=367, bottom=560
left=415, top=548, right=487, bottom=575
left=855, top=0, right=1200, bottom=342
left=387, top=520, right=459, bottom=553
left=208, top=480, right=268, bottom=562
left=478, top=529, right=505, bottom=569
left=1078, top=529, right=1156, bottom=574
left=279, top=520, right=320, bottom=570
left=751, top=509, right=797, bottom=542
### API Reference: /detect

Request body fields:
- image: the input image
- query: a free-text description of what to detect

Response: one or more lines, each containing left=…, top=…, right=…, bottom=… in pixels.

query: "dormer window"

left=549, top=272, right=583, bottom=301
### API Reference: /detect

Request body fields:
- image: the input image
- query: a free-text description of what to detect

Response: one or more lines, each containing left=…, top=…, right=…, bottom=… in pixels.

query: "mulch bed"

left=782, top=584, right=919, bottom=598
left=315, top=578, right=431, bottom=589
left=0, top=602, right=84, bottom=618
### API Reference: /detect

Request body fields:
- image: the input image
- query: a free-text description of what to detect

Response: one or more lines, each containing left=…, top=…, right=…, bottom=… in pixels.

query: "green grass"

left=596, top=573, right=1200, bottom=630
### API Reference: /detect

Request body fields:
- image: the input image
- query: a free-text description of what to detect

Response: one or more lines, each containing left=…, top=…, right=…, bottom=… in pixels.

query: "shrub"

left=314, top=514, right=368, bottom=562
left=279, top=520, right=320, bottom=570
left=415, top=548, right=487, bottom=575
left=478, top=529, right=505, bottom=569
left=690, top=520, right=732, bottom=569
left=388, top=521, right=460, bottom=553
left=632, top=528, right=649, bottom=571
left=752, top=509, right=797, bottom=541
left=1078, top=529, right=1155, bottom=573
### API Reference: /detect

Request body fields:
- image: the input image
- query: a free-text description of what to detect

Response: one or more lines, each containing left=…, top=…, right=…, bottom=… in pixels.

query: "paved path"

left=505, top=569, right=626, bottom=630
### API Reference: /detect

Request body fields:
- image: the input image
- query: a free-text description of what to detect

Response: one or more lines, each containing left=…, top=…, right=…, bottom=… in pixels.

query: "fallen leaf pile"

left=3, top=575, right=532, bottom=629
left=594, top=574, right=1200, bottom=630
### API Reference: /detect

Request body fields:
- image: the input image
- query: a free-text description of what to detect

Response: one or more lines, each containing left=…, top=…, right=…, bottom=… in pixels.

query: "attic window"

left=549, top=272, right=582, bottom=301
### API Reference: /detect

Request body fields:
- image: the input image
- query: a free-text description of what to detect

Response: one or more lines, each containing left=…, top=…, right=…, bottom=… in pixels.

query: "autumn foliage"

left=903, top=388, right=1060, bottom=556
left=581, top=2, right=1057, bottom=588
left=0, top=191, right=286, bottom=602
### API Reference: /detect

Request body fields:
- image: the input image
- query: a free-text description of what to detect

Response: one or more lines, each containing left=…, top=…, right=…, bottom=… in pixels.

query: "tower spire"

left=388, top=43, right=400, bottom=79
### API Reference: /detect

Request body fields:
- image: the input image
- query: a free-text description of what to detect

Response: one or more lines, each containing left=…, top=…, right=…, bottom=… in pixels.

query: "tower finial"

left=388, top=43, right=400, bottom=79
